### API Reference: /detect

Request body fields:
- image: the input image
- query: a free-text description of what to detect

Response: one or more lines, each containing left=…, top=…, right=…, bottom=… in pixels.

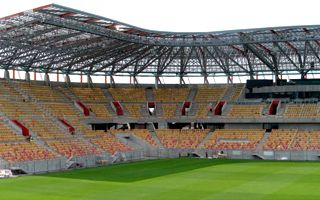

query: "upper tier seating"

left=227, top=104, right=263, bottom=118
left=42, top=102, right=104, bottom=136
left=42, top=102, right=102, bottom=135
left=21, top=117, right=70, bottom=139
left=17, top=82, right=63, bottom=102
left=161, top=104, right=177, bottom=119
left=0, top=98, right=24, bottom=118
left=263, top=129, right=297, bottom=151
left=108, top=88, right=146, bottom=102
left=154, top=88, right=190, bottom=102
left=89, top=133, right=133, bottom=155
left=284, top=104, right=320, bottom=118
left=124, top=104, right=142, bottom=118
left=86, top=103, right=111, bottom=119
left=0, top=142, right=57, bottom=163
left=0, top=97, right=45, bottom=118
left=196, top=104, right=211, bottom=118
left=71, top=87, right=107, bottom=103
left=0, top=121, right=25, bottom=142
left=156, top=129, right=208, bottom=149
left=0, top=80, right=22, bottom=100
left=46, top=139, right=103, bottom=157
left=204, top=129, right=265, bottom=150
left=44, top=102, right=80, bottom=118
left=230, top=84, right=244, bottom=101
left=195, top=86, right=226, bottom=102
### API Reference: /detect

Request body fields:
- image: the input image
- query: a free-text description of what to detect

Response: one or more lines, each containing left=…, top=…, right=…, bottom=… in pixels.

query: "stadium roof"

left=1, top=4, right=320, bottom=80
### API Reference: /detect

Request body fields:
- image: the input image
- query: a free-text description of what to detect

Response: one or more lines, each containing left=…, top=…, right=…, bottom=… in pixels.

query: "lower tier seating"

left=204, top=129, right=265, bottom=150
left=156, top=129, right=208, bottom=149
left=89, top=134, right=133, bottom=155
left=269, top=130, right=320, bottom=151
left=46, top=139, right=103, bottom=158
left=263, top=129, right=297, bottom=151
left=131, top=129, right=158, bottom=147
left=0, top=142, right=57, bottom=163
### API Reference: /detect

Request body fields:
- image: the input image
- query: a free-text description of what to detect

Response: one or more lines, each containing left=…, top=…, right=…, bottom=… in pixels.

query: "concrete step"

left=189, top=102, right=199, bottom=116
left=221, top=85, right=233, bottom=101
left=102, top=89, right=114, bottom=102
left=150, top=131, right=164, bottom=148
left=105, top=102, right=118, bottom=117
left=56, top=87, right=78, bottom=102
left=33, top=139, right=62, bottom=158
left=145, top=89, right=154, bottom=102
left=197, top=130, right=214, bottom=148
left=237, top=84, right=246, bottom=101
left=187, top=87, right=197, bottom=102
left=221, top=103, right=232, bottom=116
left=175, top=103, right=183, bottom=117
left=145, top=124, right=164, bottom=148
left=78, top=136, right=109, bottom=156
left=140, top=103, right=150, bottom=117
left=115, top=134, right=145, bottom=151
left=155, top=103, right=163, bottom=117
left=255, top=131, right=271, bottom=152
left=7, top=80, right=31, bottom=101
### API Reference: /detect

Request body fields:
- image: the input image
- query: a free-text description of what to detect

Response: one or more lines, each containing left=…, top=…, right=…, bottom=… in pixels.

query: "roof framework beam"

left=3, top=4, right=320, bottom=78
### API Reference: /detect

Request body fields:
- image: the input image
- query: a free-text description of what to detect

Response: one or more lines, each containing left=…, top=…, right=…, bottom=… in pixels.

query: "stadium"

left=2, top=3, right=320, bottom=199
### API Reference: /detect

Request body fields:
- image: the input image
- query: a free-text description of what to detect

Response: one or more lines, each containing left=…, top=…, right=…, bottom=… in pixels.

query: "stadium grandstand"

left=2, top=3, right=320, bottom=175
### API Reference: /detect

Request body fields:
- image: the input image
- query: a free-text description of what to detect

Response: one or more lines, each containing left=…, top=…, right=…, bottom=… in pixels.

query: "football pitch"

left=2, top=158, right=320, bottom=200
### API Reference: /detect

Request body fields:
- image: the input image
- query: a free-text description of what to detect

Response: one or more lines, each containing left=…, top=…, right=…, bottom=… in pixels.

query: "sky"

left=0, top=0, right=319, bottom=84
left=1, top=0, right=320, bottom=32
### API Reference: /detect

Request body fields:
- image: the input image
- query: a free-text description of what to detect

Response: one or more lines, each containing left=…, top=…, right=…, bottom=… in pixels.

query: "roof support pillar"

left=57, top=71, right=59, bottom=82
left=133, top=76, right=139, bottom=86
left=227, top=75, right=233, bottom=84
left=25, top=71, right=30, bottom=83
left=4, top=69, right=10, bottom=80
left=87, top=74, right=93, bottom=88
left=109, top=75, right=115, bottom=88
left=65, top=74, right=71, bottom=87
left=155, top=76, right=161, bottom=89
left=12, top=68, right=15, bottom=80
left=179, top=76, right=185, bottom=85
left=44, top=73, right=50, bottom=86
left=204, top=75, right=209, bottom=84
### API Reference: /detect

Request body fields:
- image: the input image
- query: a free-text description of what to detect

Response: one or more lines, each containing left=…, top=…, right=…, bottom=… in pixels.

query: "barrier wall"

left=2, top=149, right=320, bottom=174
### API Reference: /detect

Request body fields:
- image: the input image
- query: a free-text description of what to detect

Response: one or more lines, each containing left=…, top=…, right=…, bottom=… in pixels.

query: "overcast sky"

left=1, top=0, right=320, bottom=32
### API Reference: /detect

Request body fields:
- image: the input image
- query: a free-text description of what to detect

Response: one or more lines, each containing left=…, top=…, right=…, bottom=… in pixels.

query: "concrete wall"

left=3, top=149, right=320, bottom=174
left=278, top=124, right=320, bottom=130
left=224, top=123, right=263, bottom=129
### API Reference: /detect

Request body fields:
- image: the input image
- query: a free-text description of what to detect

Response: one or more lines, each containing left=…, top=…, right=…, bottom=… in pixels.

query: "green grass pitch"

left=2, top=158, right=320, bottom=200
